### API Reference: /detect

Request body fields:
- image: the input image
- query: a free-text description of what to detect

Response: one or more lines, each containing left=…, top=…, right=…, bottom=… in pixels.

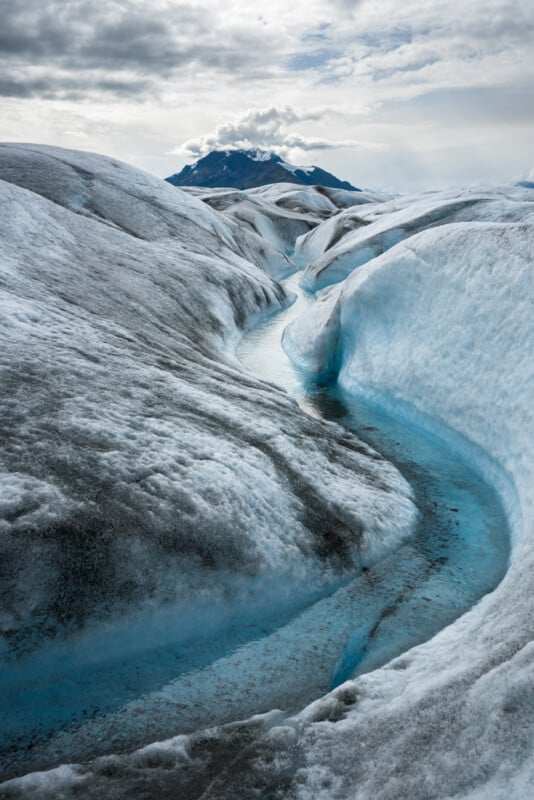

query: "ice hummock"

left=277, top=198, right=534, bottom=800
left=296, top=186, right=534, bottom=290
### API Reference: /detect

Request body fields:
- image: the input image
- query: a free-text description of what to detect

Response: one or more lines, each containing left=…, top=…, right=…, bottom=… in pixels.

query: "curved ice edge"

left=0, top=391, right=512, bottom=798
left=282, top=292, right=517, bottom=548
left=236, top=273, right=511, bottom=696
left=336, top=380, right=520, bottom=550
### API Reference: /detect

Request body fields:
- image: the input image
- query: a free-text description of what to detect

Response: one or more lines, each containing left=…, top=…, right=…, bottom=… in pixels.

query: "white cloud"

left=172, top=106, right=359, bottom=161
left=1, top=0, right=533, bottom=189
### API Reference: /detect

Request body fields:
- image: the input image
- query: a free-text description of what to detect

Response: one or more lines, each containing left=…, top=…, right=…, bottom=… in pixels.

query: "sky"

left=0, top=0, right=533, bottom=191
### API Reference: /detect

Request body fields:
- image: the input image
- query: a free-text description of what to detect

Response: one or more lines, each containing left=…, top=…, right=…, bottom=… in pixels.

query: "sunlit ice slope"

left=297, top=185, right=534, bottom=290
left=278, top=194, right=534, bottom=799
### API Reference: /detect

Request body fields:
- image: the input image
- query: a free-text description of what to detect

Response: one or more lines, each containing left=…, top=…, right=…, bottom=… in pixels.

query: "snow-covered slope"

left=180, top=183, right=383, bottom=256
left=2, top=146, right=533, bottom=800
left=0, top=144, right=415, bottom=646
left=0, top=145, right=416, bottom=781
left=275, top=195, right=534, bottom=800
left=297, top=187, right=534, bottom=289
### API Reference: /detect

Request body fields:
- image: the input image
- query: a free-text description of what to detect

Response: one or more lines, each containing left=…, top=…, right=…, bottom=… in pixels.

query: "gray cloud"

left=0, top=0, right=273, bottom=98
left=456, top=3, right=534, bottom=46
left=0, top=71, right=151, bottom=100
left=175, top=106, right=358, bottom=159
left=2, top=0, right=533, bottom=104
left=378, top=85, right=534, bottom=126
left=329, top=0, right=364, bottom=12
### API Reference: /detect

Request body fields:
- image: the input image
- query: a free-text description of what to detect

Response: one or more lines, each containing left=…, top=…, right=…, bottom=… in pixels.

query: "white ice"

left=0, top=145, right=416, bottom=784
left=280, top=194, right=534, bottom=800
left=1, top=146, right=532, bottom=799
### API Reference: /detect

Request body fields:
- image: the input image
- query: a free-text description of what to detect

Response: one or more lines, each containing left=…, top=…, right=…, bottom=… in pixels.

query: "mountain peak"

left=165, top=149, right=359, bottom=191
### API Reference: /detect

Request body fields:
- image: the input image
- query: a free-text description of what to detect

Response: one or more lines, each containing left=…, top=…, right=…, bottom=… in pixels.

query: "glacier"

left=0, top=145, right=415, bottom=782
left=0, top=144, right=533, bottom=799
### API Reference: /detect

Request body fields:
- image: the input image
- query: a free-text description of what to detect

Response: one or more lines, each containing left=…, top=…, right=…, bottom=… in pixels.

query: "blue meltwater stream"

left=0, top=269, right=510, bottom=779
left=239, top=269, right=510, bottom=685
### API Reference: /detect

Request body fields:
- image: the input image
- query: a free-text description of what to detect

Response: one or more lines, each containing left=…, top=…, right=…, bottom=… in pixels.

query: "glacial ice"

left=0, top=145, right=416, bottom=783
left=278, top=201, right=534, bottom=800
left=297, top=186, right=534, bottom=290
left=0, top=145, right=532, bottom=799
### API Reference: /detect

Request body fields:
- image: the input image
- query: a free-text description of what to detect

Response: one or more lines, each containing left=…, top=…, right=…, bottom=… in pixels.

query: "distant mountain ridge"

left=165, top=149, right=360, bottom=191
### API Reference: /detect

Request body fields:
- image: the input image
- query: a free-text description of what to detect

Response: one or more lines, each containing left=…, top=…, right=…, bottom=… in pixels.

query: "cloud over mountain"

left=175, top=106, right=358, bottom=160
left=0, top=0, right=533, bottom=189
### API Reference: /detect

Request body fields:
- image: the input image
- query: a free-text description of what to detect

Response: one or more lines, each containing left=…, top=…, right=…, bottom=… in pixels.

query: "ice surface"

left=1, top=146, right=531, bottom=799
left=277, top=207, right=534, bottom=799
left=297, top=187, right=534, bottom=290
left=0, top=145, right=416, bottom=782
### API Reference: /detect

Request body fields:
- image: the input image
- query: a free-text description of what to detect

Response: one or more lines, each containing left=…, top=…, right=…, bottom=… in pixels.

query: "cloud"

left=287, top=48, right=342, bottom=72
left=1, top=0, right=533, bottom=104
left=1, top=0, right=533, bottom=191
left=0, top=0, right=275, bottom=98
left=0, top=71, right=152, bottom=100
left=309, top=0, right=534, bottom=90
left=173, top=106, right=359, bottom=159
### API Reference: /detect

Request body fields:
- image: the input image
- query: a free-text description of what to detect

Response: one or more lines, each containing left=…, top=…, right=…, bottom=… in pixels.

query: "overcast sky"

left=0, top=0, right=533, bottom=190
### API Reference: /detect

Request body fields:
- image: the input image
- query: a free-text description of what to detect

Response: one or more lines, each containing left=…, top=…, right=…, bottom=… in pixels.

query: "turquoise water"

left=239, top=269, right=510, bottom=684
left=0, top=270, right=509, bottom=778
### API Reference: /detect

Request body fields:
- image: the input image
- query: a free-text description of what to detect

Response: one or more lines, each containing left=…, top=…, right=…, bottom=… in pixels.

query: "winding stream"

left=239, top=269, right=510, bottom=684
left=0, top=269, right=510, bottom=779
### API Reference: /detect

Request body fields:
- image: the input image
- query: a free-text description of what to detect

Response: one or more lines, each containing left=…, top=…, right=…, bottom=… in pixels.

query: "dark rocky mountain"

left=166, top=149, right=360, bottom=191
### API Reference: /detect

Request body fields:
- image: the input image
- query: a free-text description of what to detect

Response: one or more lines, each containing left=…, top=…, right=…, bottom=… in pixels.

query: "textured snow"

left=0, top=144, right=416, bottom=642
left=278, top=197, right=534, bottom=799
left=297, top=186, right=534, bottom=289
left=0, top=145, right=416, bottom=782
left=248, top=149, right=273, bottom=162
left=278, top=158, right=312, bottom=176
left=1, top=145, right=532, bottom=799
left=246, top=150, right=312, bottom=174
left=182, top=182, right=380, bottom=255
left=182, top=185, right=319, bottom=253
left=247, top=182, right=384, bottom=212
left=215, top=149, right=310, bottom=176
